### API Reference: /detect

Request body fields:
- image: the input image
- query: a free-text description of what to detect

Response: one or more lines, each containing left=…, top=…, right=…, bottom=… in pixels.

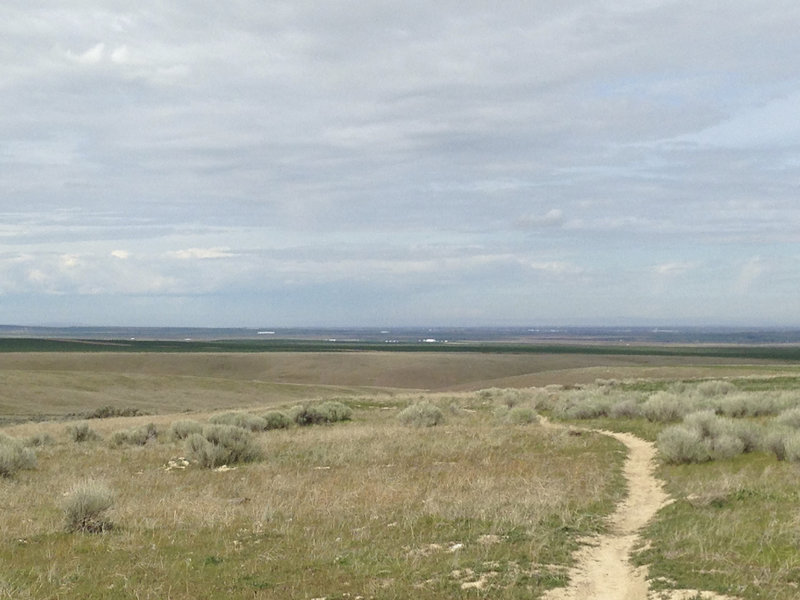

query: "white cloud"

left=652, top=261, right=696, bottom=276
left=735, top=256, right=767, bottom=294
left=168, top=247, right=237, bottom=260
left=516, top=209, right=565, bottom=229
left=67, top=42, right=106, bottom=65
left=111, top=250, right=130, bottom=259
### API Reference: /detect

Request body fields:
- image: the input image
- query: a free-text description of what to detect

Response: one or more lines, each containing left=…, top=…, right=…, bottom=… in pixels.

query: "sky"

left=2, top=1, right=800, bottom=327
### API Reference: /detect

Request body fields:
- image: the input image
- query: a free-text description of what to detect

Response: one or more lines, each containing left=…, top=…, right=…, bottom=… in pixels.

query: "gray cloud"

left=1, top=1, right=799, bottom=325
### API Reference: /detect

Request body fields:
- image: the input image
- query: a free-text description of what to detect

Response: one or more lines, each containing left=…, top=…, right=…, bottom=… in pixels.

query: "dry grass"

left=0, top=398, right=625, bottom=599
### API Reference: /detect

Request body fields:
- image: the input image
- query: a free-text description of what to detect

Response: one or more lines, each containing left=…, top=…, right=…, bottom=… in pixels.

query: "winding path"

left=538, top=423, right=742, bottom=600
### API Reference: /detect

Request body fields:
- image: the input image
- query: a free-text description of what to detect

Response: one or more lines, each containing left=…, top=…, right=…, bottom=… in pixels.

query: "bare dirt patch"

left=541, top=424, right=741, bottom=600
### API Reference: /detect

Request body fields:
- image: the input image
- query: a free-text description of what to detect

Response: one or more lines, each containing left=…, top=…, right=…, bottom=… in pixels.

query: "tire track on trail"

left=540, top=423, right=741, bottom=600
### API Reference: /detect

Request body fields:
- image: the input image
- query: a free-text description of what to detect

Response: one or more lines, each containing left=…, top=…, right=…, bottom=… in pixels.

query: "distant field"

left=1, top=349, right=799, bottom=421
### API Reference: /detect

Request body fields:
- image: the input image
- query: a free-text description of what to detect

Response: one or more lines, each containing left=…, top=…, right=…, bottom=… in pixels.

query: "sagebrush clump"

left=261, top=411, right=292, bottom=430
left=109, top=423, right=158, bottom=447
left=186, top=424, right=263, bottom=468
left=66, top=422, right=101, bottom=442
left=0, top=434, right=37, bottom=477
left=505, top=405, right=539, bottom=425
left=289, top=401, right=352, bottom=426
left=209, top=411, right=268, bottom=432
left=63, top=480, right=115, bottom=533
left=167, top=419, right=203, bottom=441
left=398, top=401, right=444, bottom=427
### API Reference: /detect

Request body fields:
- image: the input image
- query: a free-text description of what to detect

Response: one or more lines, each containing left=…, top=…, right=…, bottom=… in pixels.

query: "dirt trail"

left=540, top=426, right=739, bottom=600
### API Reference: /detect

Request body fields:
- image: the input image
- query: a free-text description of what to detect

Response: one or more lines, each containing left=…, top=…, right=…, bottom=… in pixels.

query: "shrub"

left=709, top=433, right=745, bottom=460
left=764, top=428, right=791, bottom=461
left=0, top=435, right=36, bottom=477
left=108, top=423, right=158, bottom=447
left=784, top=431, right=800, bottom=462
left=209, top=411, right=268, bottom=432
left=398, top=402, right=444, bottom=427
left=288, top=402, right=351, bottom=426
left=506, top=406, right=538, bottom=425
left=683, top=410, right=727, bottom=439
left=657, top=425, right=711, bottom=464
left=87, top=405, right=144, bottom=419
left=608, top=398, right=642, bottom=419
left=776, top=407, right=800, bottom=429
left=24, top=432, right=55, bottom=447
left=695, top=380, right=736, bottom=397
left=317, top=401, right=352, bottom=423
left=641, top=392, right=687, bottom=423
left=66, top=422, right=101, bottom=442
left=186, top=425, right=263, bottom=468
left=63, top=480, right=114, bottom=532
left=730, top=420, right=763, bottom=453
left=262, top=411, right=292, bottom=430
left=167, top=419, right=203, bottom=441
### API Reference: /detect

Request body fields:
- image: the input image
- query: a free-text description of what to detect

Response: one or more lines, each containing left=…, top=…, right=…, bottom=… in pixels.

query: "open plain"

left=2, top=344, right=800, bottom=599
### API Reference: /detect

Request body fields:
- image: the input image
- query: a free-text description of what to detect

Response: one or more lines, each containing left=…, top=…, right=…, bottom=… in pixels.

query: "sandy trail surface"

left=540, top=425, right=740, bottom=600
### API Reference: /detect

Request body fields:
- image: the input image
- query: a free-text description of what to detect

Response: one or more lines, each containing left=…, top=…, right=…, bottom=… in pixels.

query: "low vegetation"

left=3, top=351, right=800, bottom=599
left=62, top=480, right=115, bottom=533
left=398, top=400, right=445, bottom=427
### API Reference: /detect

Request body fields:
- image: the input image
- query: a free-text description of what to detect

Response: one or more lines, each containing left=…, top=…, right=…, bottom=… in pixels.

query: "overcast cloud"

left=2, top=1, right=799, bottom=327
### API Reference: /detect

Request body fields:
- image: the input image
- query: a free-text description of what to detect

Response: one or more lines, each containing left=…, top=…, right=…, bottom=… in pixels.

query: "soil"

left=540, top=423, right=741, bottom=600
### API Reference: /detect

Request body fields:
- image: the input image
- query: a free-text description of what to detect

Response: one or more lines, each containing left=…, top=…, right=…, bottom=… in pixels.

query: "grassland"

left=2, top=347, right=800, bottom=598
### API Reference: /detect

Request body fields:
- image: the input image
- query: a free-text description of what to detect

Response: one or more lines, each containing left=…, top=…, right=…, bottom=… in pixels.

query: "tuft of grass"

left=186, top=424, right=263, bottom=468
left=63, top=480, right=115, bottom=533
left=66, top=422, right=101, bottom=442
left=397, top=401, right=445, bottom=427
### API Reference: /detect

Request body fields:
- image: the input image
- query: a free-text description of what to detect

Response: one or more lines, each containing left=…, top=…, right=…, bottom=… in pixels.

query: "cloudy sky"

left=2, top=1, right=800, bottom=327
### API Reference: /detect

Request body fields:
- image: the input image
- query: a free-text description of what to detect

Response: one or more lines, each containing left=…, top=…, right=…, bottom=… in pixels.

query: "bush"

left=289, top=402, right=351, bottom=426
left=66, top=422, right=101, bottom=443
left=167, top=419, right=203, bottom=441
left=505, top=406, right=538, bottom=425
left=108, top=423, right=158, bottom=447
left=764, top=428, right=791, bottom=461
left=695, top=380, right=736, bottom=397
left=709, top=433, right=745, bottom=460
left=608, top=398, right=642, bottom=419
left=730, top=420, right=764, bottom=453
left=289, top=404, right=327, bottom=426
left=317, top=401, right=353, bottom=422
left=776, top=407, right=800, bottom=429
left=24, top=432, right=55, bottom=447
left=87, top=405, right=144, bottom=419
left=783, top=431, right=800, bottom=462
left=0, top=435, right=36, bottom=477
left=209, top=411, right=268, bottom=432
left=63, top=480, right=114, bottom=532
left=186, top=425, right=263, bottom=468
left=657, top=425, right=711, bottom=464
left=261, top=411, right=292, bottom=430
left=398, top=402, right=444, bottom=427
left=641, top=392, right=687, bottom=423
